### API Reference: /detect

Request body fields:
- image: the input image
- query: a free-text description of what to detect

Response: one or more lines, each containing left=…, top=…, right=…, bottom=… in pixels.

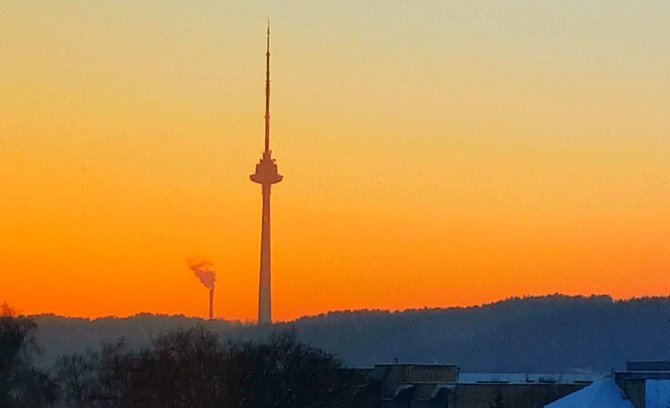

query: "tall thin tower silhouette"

left=250, top=23, right=282, bottom=325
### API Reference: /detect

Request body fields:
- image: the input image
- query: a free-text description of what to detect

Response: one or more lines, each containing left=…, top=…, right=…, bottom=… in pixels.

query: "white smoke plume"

left=187, top=259, right=216, bottom=289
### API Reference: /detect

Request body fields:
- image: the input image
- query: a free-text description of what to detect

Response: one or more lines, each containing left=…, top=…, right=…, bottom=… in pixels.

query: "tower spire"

left=264, top=21, right=271, bottom=154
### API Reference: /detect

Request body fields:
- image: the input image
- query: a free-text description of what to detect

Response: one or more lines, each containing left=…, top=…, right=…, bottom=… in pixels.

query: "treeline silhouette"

left=1, top=304, right=58, bottom=407
left=33, top=295, right=670, bottom=372
left=1, top=304, right=378, bottom=408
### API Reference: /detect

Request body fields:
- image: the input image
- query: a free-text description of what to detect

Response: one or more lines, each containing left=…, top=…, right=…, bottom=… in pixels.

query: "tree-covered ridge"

left=33, top=295, right=670, bottom=372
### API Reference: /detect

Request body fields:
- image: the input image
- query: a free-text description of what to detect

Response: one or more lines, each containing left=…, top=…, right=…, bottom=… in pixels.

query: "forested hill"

left=32, top=295, right=670, bottom=372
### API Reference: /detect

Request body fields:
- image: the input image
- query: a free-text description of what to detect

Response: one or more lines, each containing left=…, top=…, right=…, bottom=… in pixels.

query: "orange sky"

left=1, top=2, right=669, bottom=321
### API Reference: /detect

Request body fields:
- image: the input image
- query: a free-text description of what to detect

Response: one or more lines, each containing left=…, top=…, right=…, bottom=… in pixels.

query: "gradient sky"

left=1, top=1, right=669, bottom=321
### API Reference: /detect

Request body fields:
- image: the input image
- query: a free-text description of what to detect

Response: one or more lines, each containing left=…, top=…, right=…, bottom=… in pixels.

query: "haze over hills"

left=31, top=295, right=670, bottom=373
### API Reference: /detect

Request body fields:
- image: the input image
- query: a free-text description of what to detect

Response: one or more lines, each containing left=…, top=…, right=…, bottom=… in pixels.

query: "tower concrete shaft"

left=258, top=183, right=272, bottom=324
left=250, top=23, right=282, bottom=325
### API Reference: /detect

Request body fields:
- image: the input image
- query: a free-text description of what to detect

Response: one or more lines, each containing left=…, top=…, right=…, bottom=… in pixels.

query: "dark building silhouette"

left=614, top=361, right=670, bottom=408
left=357, top=363, right=593, bottom=408
left=250, top=23, right=282, bottom=325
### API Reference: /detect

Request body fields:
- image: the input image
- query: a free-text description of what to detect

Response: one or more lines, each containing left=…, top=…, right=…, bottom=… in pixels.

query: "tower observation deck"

left=250, top=23, right=282, bottom=325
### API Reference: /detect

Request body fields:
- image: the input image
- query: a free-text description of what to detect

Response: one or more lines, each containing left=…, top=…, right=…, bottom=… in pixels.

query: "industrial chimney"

left=188, top=259, right=216, bottom=320
left=208, top=287, right=214, bottom=320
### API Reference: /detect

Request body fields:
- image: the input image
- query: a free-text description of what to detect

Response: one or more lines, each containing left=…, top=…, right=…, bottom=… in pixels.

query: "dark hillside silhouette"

left=33, top=295, right=670, bottom=372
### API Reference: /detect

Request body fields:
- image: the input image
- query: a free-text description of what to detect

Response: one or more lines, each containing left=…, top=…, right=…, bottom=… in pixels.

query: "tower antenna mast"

left=264, top=21, right=271, bottom=154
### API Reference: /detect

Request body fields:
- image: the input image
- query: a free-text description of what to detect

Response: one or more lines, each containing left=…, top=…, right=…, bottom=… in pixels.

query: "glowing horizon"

left=1, top=2, right=669, bottom=321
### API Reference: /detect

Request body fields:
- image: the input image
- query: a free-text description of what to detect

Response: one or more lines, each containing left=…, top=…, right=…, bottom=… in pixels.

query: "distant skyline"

left=1, top=2, right=669, bottom=321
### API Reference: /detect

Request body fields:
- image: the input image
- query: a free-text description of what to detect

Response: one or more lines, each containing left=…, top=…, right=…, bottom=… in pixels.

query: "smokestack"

left=187, top=259, right=216, bottom=320
left=209, top=287, right=214, bottom=320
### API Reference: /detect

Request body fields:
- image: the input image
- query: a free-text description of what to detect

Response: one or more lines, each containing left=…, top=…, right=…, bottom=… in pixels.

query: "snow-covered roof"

left=545, top=378, right=634, bottom=408
left=646, top=380, right=670, bottom=408
left=459, top=373, right=601, bottom=385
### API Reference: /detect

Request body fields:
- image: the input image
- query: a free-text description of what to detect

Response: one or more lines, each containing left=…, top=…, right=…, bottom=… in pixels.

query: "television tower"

left=250, top=23, right=282, bottom=325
